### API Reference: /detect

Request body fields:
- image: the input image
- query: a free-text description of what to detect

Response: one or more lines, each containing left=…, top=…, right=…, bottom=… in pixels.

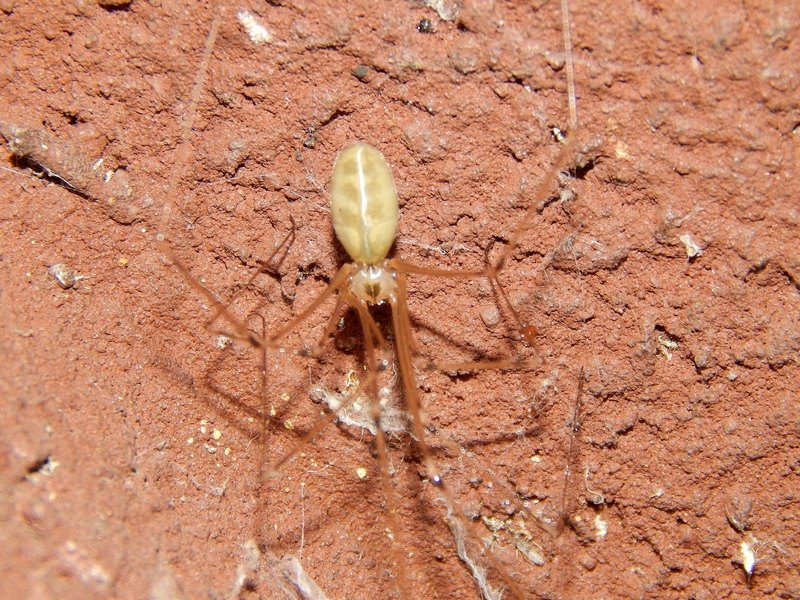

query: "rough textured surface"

left=1, top=1, right=798, bottom=599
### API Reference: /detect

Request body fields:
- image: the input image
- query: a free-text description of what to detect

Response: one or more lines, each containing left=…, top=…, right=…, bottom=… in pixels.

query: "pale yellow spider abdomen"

left=331, top=143, right=399, bottom=265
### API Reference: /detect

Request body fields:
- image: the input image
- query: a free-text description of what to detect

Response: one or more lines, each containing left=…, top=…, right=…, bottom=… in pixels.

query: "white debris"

left=657, top=333, right=678, bottom=360
left=678, top=233, right=703, bottom=258
left=237, top=11, right=272, bottom=45
left=280, top=555, right=330, bottom=600
left=423, top=0, right=457, bottom=21
left=594, top=514, right=607, bottom=539
left=740, top=539, right=756, bottom=579
left=310, top=370, right=406, bottom=436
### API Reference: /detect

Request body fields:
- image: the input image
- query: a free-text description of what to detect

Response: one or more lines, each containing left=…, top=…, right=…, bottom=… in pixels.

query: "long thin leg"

left=493, top=0, right=579, bottom=273
left=151, top=10, right=266, bottom=349
left=393, top=253, right=542, bottom=372
left=268, top=264, right=354, bottom=345
left=262, top=292, right=389, bottom=476
left=156, top=10, right=222, bottom=245
left=306, top=287, right=389, bottom=358
left=265, top=369, right=380, bottom=475
left=392, top=229, right=540, bottom=351
left=559, top=365, right=586, bottom=531
left=394, top=0, right=580, bottom=349
left=305, top=287, right=349, bottom=357
left=351, top=299, right=412, bottom=598
left=163, top=221, right=333, bottom=353
left=391, top=258, right=484, bottom=279
left=392, top=255, right=540, bottom=368
left=562, top=0, right=579, bottom=134
left=251, top=313, right=273, bottom=484
left=165, top=221, right=296, bottom=348
left=204, top=218, right=295, bottom=338
left=391, top=274, right=530, bottom=599
left=163, top=235, right=263, bottom=348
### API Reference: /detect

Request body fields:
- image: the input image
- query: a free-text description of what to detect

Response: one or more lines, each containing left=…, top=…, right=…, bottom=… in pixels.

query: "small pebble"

left=480, top=304, right=501, bottom=328
left=48, top=263, right=76, bottom=289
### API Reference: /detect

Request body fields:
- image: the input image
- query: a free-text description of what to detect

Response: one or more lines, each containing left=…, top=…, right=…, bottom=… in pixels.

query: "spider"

left=156, top=0, right=582, bottom=597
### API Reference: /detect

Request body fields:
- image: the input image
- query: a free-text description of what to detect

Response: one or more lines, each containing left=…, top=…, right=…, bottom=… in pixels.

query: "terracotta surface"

left=1, top=1, right=798, bottom=599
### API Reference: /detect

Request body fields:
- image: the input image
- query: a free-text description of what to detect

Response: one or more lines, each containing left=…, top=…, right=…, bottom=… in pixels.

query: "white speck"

left=356, top=467, right=368, bottom=479
left=594, top=514, right=607, bottom=539
left=237, top=11, right=271, bottom=45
